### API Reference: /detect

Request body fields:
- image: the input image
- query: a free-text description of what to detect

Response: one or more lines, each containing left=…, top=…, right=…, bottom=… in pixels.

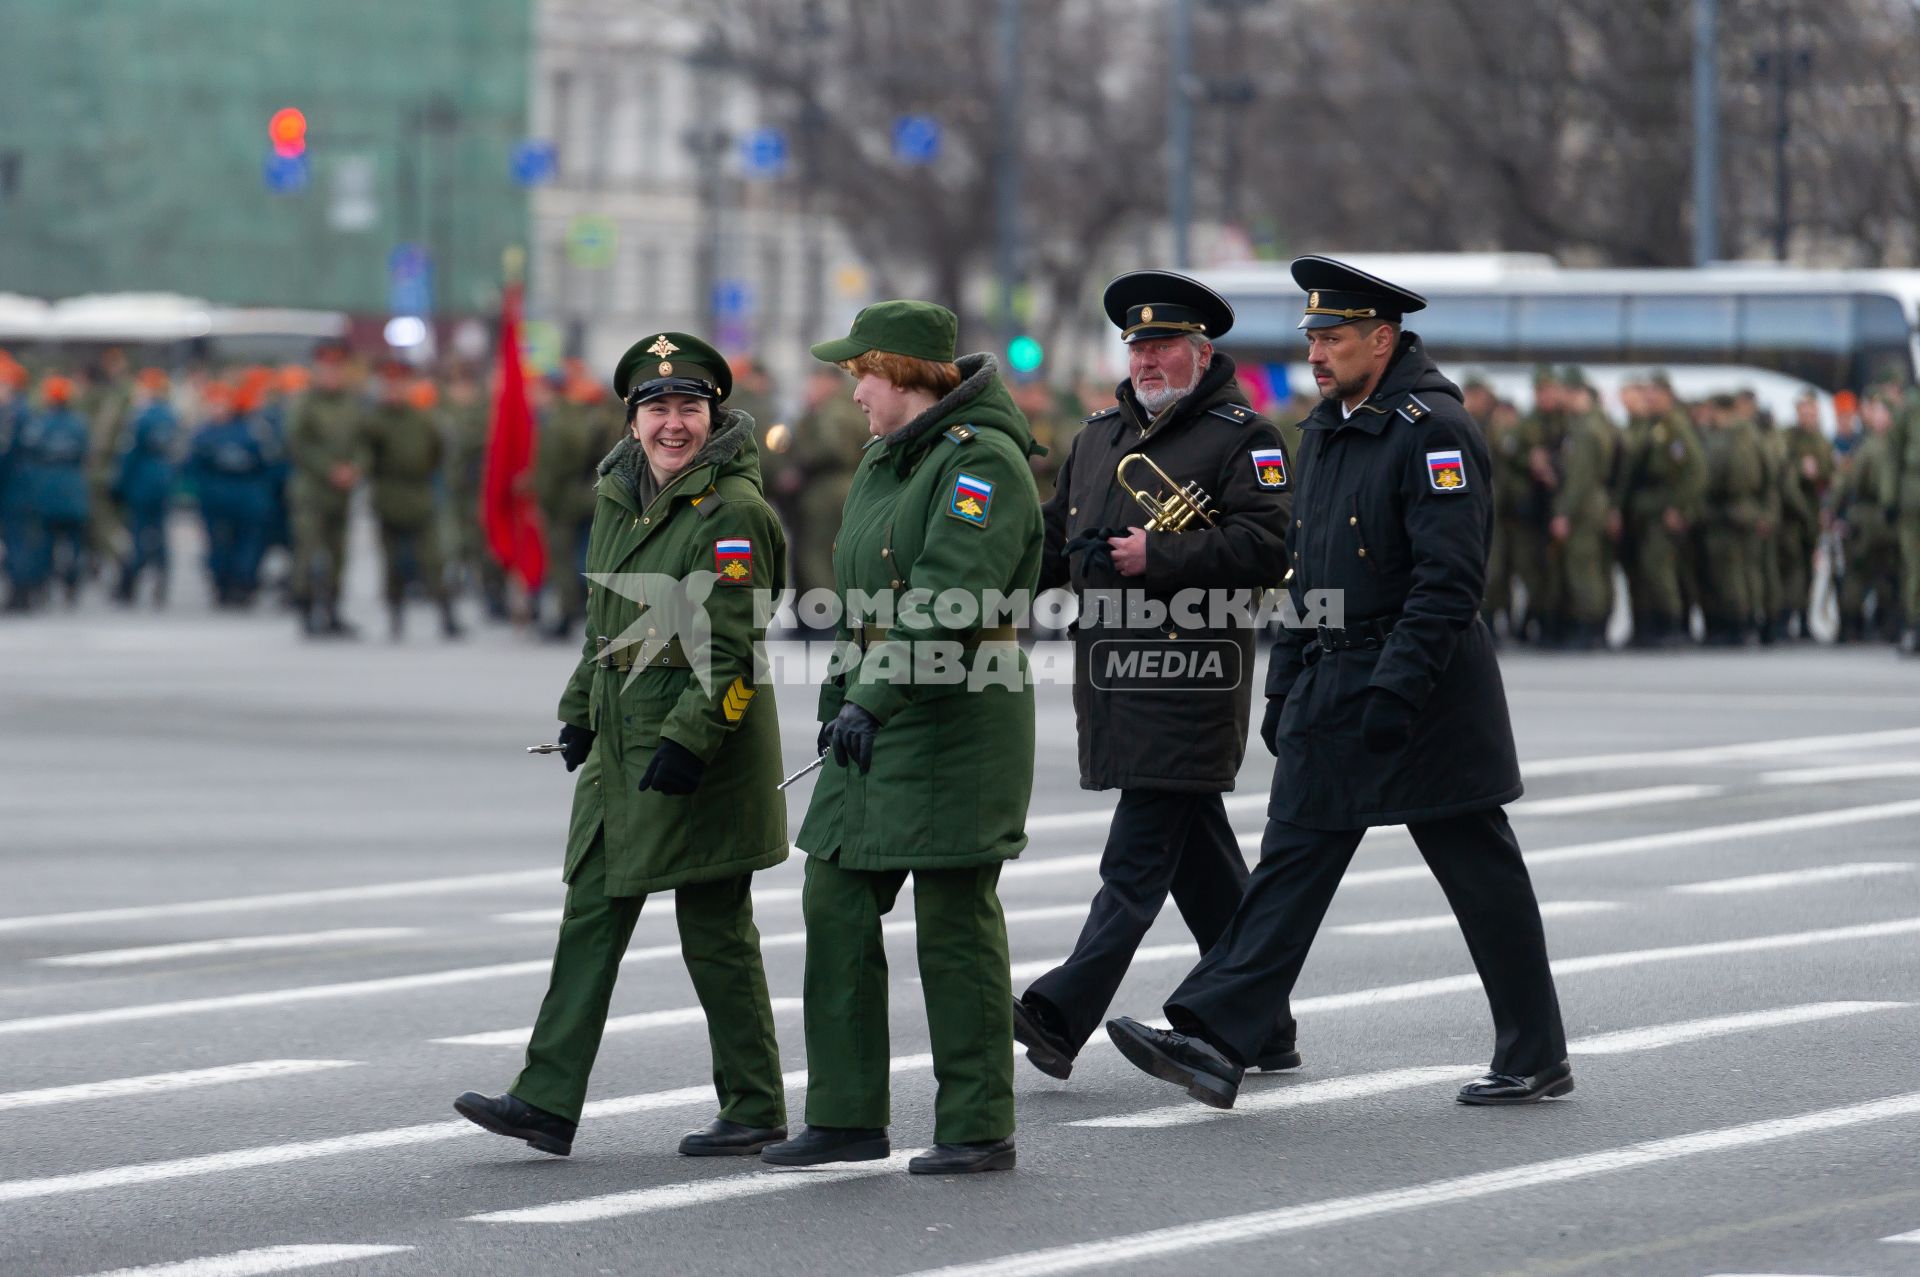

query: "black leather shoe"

left=1457, top=1060, right=1574, bottom=1105
left=759, top=1125, right=890, bottom=1166
left=908, top=1139, right=1016, bottom=1174
left=678, top=1118, right=787, bottom=1157
left=1012, top=998, right=1074, bottom=1080
left=1106, top=1017, right=1242, bottom=1109
left=1251, top=1040, right=1303, bottom=1072
left=453, top=1090, right=576, bottom=1156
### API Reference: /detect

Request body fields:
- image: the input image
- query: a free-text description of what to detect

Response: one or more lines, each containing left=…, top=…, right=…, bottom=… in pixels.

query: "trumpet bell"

left=1116, top=453, right=1218, bottom=533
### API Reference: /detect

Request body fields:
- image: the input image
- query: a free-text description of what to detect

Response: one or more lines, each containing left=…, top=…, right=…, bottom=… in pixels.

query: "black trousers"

left=1025, top=789, right=1289, bottom=1054
left=1165, top=807, right=1568, bottom=1076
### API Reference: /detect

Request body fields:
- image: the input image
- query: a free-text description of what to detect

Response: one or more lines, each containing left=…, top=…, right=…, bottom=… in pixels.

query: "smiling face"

left=1128, top=336, right=1208, bottom=414
left=631, top=393, right=713, bottom=482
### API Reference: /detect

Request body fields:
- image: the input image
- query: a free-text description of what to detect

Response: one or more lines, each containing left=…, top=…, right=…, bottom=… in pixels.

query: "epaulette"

left=1206, top=403, right=1258, bottom=426
left=943, top=424, right=977, bottom=445
left=689, top=484, right=727, bottom=518
left=1084, top=405, right=1122, bottom=424
left=1396, top=394, right=1432, bottom=425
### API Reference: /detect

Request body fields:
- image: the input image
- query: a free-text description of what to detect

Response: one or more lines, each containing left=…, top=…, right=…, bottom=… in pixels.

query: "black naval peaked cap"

left=1291, top=255, right=1428, bottom=330
left=1102, top=270, right=1235, bottom=343
left=613, top=331, right=733, bottom=405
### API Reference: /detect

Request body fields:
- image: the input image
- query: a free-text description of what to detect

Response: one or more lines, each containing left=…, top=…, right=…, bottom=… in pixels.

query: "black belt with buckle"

left=1312, top=616, right=1398, bottom=656
left=594, top=634, right=691, bottom=671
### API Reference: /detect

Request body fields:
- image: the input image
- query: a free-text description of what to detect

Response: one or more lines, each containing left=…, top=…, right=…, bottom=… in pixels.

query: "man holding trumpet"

left=1011, top=271, right=1295, bottom=1079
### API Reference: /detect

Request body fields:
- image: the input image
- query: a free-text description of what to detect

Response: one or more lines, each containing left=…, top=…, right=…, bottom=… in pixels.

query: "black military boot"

left=759, top=1125, right=890, bottom=1166
left=908, top=1139, right=1016, bottom=1174
left=439, top=598, right=465, bottom=640
left=678, top=1117, right=787, bottom=1157
left=453, top=1091, right=576, bottom=1156
left=1900, top=627, right=1920, bottom=657
left=1457, top=1060, right=1574, bottom=1105
left=1106, top=1016, right=1243, bottom=1109
left=1011, top=996, right=1075, bottom=1080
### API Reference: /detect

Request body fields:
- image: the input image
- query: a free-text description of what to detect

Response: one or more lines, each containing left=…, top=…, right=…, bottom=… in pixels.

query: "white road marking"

left=1569, top=1002, right=1908, bottom=1054
left=467, top=1152, right=926, bottom=1224
left=77, top=1245, right=412, bottom=1277
left=1008, top=942, right=1195, bottom=983
left=0, top=870, right=553, bottom=936
left=1672, top=863, right=1916, bottom=895
left=1519, top=725, right=1920, bottom=778
left=1883, top=1226, right=1920, bottom=1242
left=1069, top=1066, right=1477, bottom=1129
left=0, top=1060, right=359, bottom=1113
left=1762, top=760, right=1920, bottom=785
left=435, top=997, right=805, bottom=1047
left=895, top=1091, right=1920, bottom=1277
left=39, top=928, right=423, bottom=968
left=1508, top=785, right=1721, bottom=816
left=1329, top=900, right=1616, bottom=937
left=0, top=1054, right=938, bottom=1205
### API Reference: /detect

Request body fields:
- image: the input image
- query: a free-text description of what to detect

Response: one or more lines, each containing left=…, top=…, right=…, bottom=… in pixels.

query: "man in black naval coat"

left=1108, top=256, right=1572, bottom=1110
left=1011, top=271, right=1295, bottom=1079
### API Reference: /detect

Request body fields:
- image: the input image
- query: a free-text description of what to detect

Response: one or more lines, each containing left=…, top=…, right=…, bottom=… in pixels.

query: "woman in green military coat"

left=759, top=301, right=1043, bottom=1175
left=455, top=332, right=790, bottom=1159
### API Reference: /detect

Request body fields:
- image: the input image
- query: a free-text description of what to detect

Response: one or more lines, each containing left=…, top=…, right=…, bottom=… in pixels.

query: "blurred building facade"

left=530, top=1, right=866, bottom=396
left=0, top=0, right=530, bottom=320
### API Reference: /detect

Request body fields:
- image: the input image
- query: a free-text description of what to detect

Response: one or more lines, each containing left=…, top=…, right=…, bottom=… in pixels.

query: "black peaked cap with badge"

left=1291, top=256, right=1428, bottom=331
left=1102, top=270, right=1235, bottom=344
left=613, top=331, right=733, bottom=407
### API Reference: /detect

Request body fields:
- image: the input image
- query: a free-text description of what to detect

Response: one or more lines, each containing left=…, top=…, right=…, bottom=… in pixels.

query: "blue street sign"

left=892, top=115, right=942, bottom=166
left=263, top=150, right=310, bottom=194
left=388, top=244, right=432, bottom=316
left=712, top=279, right=754, bottom=319
left=510, top=139, right=558, bottom=187
left=739, top=128, right=789, bottom=179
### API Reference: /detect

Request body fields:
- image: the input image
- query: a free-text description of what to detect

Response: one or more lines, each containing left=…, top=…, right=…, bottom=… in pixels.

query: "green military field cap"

left=1291, top=255, right=1426, bottom=330
left=810, top=300, right=958, bottom=364
left=1531, top=363, right=1561, bottom=385
left=613, top=331, right=732, bottom=405
left=1102, top=270, right=1235, bottom=343
left=1560, top=365, right=1591, bottom=390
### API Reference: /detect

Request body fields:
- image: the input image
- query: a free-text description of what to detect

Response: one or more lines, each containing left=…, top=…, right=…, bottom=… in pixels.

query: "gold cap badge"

left=1309, top=291, right=1319, bottom=308
left=658, top=361, right=673, bottom=376
left=645, top=335, right=680, bottom=358
left=1140, top=306, right=1154, bottom=322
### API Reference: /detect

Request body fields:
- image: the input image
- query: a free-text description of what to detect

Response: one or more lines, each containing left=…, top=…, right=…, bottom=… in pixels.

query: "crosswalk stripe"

left=434, top=997, right=805, bottom=1047
left=1507, top=785, right=1721, bottom=816
left=0, top=1060, right=358, bottom=1113
left=39, top=928, right=423, bottom=968
left=1569, top=1001, right=1907, bottom=1053
left=1518, top=725, right=1920, bottom=778
left=1761, top=760, right=1920, bottom=785
left=77, top=1244, right=412, bottom=1277
left=1671, top=863, right=1916, bottom=895
left=1883, top=1226, right=1920, bottom=1243
left=1068, top=1066, right=1477, bottom=1129
left=1329, top=900, right=1615, bottom=937
left=893, top=1091, right=1920, bottom=1277
left=466, top=1153, right=926, bottom=1223
left=1008, top=942, right=1193, bottom=983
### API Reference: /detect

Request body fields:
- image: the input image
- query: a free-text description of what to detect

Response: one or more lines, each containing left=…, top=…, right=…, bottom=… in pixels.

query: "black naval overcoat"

left=1268, top=332, right=1522, bottom=829
left=1042, top=354, right=1293, bottom=792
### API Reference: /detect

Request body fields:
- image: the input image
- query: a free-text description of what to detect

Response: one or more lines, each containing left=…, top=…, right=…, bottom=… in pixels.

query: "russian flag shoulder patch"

left=1425, top=449, right=1467, bottom=492
left=948, top=471, right=995, bottom=526
left=1250, top=447, right=1288, bottom=490
left=713, top=537, right=754, bottom=584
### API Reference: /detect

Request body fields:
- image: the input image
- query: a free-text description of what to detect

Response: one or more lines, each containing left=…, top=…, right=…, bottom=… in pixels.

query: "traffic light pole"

left=994, top=0, right=1024, bottom=357
left=1170, top=0, right=1195, bottom=271
left=1692, top=0, right=1719, bottom=266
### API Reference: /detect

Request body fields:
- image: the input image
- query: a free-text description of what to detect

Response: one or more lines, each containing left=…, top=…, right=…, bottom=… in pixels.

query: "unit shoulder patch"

left=713, top=537, right=754, bottom=584
left=1250, top=447, right=1289, bottom=490
left=947, top=471, right=995, bottom=527
left=1425, top=448, right=1468, bottom=492
left=943, top=424, right=978, bottom=445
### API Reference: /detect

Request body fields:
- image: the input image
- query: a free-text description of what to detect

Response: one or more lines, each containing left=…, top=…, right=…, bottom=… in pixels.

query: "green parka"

left=795, top=354, right=1043, bottom=871
left=362, top=402, right=443, bottom=527
left=556, top=411, right=788, bottom=896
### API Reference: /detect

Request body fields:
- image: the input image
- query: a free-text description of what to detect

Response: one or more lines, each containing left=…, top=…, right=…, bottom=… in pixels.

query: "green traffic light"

left=1008, top=334, right=1044, bottom=374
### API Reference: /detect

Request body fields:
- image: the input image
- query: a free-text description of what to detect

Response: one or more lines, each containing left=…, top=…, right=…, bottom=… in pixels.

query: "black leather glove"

left=825, top=702, right=881, bottom=774
left=1360, top=688, right=1418, bottom=755
left=637, top=738, right=706, bottom=795
left=1260, top=696, right=1283, bottom=756
left=557, top=722, right=595, bottom=773
left=1064, top=526, right=1124, bottom=577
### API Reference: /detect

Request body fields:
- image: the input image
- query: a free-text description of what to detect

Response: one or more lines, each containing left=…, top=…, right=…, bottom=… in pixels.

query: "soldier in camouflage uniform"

left=1513, top=367, right=1566, bottom=644
left=1546, top=371, right=1618, bottom=650
left=1777, top=394, right=1832, bottom=642
left=786, top=366, right=870, bottom=602
left=361, top=365, right=462, bottom=640
left=1835, top=395, right=1900, bottom=643
left=1694, top=394, right=1770, bottom=646
left=1611, top=377, right=1705, bottom=648
left=538, top=363, right=616, bottom=640
left=287, top=343, right=365, bottom=636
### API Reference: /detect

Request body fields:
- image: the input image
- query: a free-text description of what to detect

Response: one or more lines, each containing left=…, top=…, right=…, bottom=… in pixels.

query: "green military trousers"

left=1900, top=517, right=1920, bottom=623
left=510, top=834, right=786, bottom=1127
left=292, top=500, right=351, bottom=608
left=800, top=856, right=1014, bottom=1145
left=376, top=517, right=450, bottom=607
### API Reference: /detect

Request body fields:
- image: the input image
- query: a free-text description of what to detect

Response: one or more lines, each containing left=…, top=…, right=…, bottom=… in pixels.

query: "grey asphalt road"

left=3, top=597, right=1920, bottom=1277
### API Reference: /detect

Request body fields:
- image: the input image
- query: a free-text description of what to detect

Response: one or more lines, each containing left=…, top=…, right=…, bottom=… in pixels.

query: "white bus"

left=1201, top=254, right=1920, bottom=408
left=0, top=293, right=348, bottom=365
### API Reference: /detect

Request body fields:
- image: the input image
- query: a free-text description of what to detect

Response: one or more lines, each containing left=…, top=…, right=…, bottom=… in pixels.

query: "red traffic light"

left=269, top=107, right=308, bottom=158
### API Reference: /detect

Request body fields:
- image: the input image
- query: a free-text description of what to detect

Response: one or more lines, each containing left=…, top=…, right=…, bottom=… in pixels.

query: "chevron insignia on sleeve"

left=721, top=677, right=756, bottom=723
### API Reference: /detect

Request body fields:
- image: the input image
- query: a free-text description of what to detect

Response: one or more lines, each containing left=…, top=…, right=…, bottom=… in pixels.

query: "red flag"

left=481, top=281, right=546, bottom=592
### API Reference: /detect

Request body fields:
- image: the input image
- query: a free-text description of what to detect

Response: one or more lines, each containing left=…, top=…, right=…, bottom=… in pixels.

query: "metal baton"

left=777, top=751, right=829, bottom=791
left=527, top=743, right=565, bottom=755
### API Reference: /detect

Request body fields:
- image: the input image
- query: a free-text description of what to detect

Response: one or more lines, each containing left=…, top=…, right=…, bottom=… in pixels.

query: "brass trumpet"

left=1116, top=453, right=1218, bottom=533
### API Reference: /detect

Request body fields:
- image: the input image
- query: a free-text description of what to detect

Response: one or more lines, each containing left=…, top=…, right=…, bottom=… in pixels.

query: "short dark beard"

left=1320, top=366, right=1374, bottom=403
